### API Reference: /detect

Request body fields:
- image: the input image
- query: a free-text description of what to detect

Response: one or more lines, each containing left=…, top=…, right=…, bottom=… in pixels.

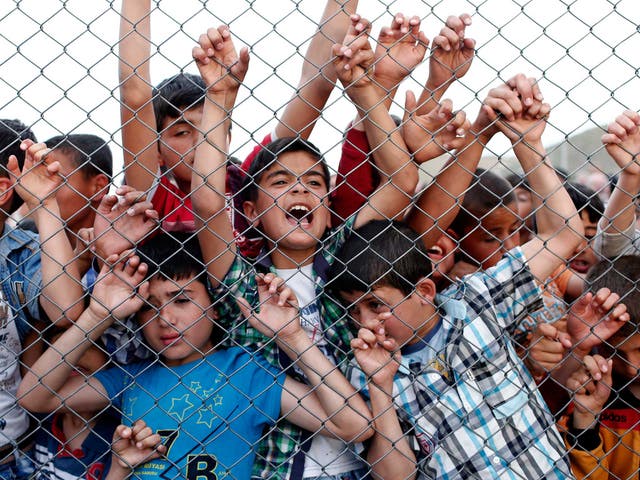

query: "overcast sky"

left=1, top=0, right=639, bottom=179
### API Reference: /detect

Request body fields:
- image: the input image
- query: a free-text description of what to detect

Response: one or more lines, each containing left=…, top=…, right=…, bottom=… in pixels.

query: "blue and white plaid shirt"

left=349, top=247, right=574, bottom=480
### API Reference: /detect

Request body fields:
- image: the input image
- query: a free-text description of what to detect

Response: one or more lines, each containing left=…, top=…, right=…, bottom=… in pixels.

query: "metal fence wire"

left=2, top=0, right=640, bottom=479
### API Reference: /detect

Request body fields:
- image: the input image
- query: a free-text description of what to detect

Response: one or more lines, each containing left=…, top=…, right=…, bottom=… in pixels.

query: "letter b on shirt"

left=186, top=454, right=217, bottom=480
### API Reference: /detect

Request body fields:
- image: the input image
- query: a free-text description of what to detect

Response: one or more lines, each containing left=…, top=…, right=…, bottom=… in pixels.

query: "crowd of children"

left=1, top=2, right=639, bottom=479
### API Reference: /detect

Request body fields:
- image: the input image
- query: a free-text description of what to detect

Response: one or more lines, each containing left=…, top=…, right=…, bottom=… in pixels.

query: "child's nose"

left=158, top=306, right=177, bottom=327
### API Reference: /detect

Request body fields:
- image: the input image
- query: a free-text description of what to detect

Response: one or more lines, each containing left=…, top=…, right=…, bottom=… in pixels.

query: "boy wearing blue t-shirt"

left=18, top=233, right=373, bottom=480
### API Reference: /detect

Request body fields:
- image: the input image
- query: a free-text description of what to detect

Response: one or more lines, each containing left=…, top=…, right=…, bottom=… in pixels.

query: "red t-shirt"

left=150, top=175, right=196, bottom=233
left=329, top=127, right=376, bottom=225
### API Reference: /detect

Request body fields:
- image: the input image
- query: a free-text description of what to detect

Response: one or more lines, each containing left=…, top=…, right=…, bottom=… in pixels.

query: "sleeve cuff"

left=566, top=422, right=602, bottom=451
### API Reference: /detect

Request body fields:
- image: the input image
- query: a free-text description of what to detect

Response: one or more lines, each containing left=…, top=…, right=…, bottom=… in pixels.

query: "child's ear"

left=415, top=277, right=437, bottom=305
left=91, top=174, right=110, bottom=203
left=243, top=200, right=259, bottom=227
left=0, top=176, right=15, bottom=208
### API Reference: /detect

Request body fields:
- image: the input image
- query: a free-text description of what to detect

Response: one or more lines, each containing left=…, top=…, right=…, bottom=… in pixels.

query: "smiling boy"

left=190, top=21, right=417, bottom=479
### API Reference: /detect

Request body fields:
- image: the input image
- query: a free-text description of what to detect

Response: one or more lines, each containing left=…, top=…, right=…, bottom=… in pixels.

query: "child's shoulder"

left=1, top=225, right=40, bottom=256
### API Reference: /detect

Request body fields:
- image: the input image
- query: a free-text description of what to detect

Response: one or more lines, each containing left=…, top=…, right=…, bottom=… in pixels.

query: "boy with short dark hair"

left=328, top=81, right=584, bottom=478
left=191, top=20, right=417, bottom=479
left=42, top=133, right=112, bottom=236
left=18, top=231, right=372, bottom=480
left=562, top=255, right=639, bottom=479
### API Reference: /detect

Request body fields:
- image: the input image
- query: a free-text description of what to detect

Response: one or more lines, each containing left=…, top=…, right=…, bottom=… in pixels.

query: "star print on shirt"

left=168, top=393, right=195, bottom=422
left=123, top=396, right=138, bottom=422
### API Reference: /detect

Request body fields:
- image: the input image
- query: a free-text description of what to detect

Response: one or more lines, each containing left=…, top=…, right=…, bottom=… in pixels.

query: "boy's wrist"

left=425, top=76, right=453, bottom=96
left=86, top=301, right=116, bottom=326
left=277, top=328, right=310, bottom=352
left=572, top=409, right=600, bottom=429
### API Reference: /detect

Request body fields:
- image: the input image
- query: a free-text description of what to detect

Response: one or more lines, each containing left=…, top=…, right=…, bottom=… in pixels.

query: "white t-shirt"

left=276, top=265, right=365, bottom=478
left=0, top=290, right=29, bottom=447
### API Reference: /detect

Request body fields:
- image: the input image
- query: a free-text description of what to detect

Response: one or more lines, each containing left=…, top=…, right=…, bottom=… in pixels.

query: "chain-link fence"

left=1, top=1, right=640, bottom=479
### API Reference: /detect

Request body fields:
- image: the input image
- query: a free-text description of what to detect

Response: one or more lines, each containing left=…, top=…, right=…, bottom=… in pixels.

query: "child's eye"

left=174, top=297, right=190, bottom=304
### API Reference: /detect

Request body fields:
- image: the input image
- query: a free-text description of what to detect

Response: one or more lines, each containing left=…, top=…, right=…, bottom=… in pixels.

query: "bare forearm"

left=119, top=0, right=160, bottom=192
left=408, top=132, right=486, bottom=246
left=367, top=382, right=416, bottom=480
left=601, top=171, right=640, bottom=233
left=417, top=77, right=453, bottom=116
left=279, top=332, right=372, bottom=440
left=192, top=92, right=237, bottom=286
left=357, top=97, right=416, bottom=193
left=516, top=140, right=583, bottom=252
left=119, top=0, right=152, bottom=108
left=34, top=204, right=84, bottom=324
left=277, top=0, right=358, bottom=138
left=18, top=307, right=107, bottom=411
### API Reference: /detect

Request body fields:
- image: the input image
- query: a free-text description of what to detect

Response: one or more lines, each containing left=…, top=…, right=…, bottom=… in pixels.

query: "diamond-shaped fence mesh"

left=1, top=0, right=640, bottom=479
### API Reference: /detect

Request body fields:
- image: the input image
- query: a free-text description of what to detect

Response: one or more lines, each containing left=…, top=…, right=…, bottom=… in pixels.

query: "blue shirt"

left=94, top=347, right=284, bottom=480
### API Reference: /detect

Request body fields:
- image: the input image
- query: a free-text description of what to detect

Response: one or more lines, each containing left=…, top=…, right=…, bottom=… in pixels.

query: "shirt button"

left=493, top=457, right=501, bottom=465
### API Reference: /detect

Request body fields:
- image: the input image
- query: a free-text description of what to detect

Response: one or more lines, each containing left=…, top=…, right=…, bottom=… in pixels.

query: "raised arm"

left=191, top=26, right=249, bottom=287
left=596, top=110, right=640, bottom=256
left=276, top=0, right=358, bottom=139
left=417, top=14, right=474, bottom=116
left=490, top=75, right=583, bottom=281
left=333, top=18, right=418, bottom=226
left=237, top=273, right=373, bottom=442
left=17, top=253, right=149, bottom=414
left=8, top=141, right=84, bottom=326
left=407, top=75, right=539, bottom=248
left=119, top=0, right=161, bottom=192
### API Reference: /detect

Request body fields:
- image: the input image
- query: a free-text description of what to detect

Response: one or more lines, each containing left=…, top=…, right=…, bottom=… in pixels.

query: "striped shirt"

left=349, top=247, right=574, bottom=479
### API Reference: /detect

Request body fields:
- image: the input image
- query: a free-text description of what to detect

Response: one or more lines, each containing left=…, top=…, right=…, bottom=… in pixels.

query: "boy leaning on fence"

left=191, top=19, right=417, bottom=479
left=328, top=79, right=584, bottom=479
left=17, top=229, right=373, bottom=480
left=557, top=256, right=637, bottom=479
left=0, top=131, right=85, bottom=479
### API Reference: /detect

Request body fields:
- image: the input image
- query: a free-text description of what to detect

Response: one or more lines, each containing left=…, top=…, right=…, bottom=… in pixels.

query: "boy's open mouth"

left=286, top=205, right=313, bottom=226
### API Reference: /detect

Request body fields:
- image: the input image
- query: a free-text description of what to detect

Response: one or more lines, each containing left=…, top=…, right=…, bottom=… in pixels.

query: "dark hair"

left=152, top=73, right=206, bottom=131
left=0, top=119, right=37, bottom=213
left=45, top=134, right=113, bottom=180
left=137, top=232, right=207, bottom=285
left=449, top=168, right=516, bottom=236
left=505, top=173, right=530, bottom=191
left=136, top=232, right=224, bottom=345
left=566, top=182, right=604, bottom=224
left=586, top=256, right=640, bottom=339
left=241, top=137, right=330, bottom=203
left=328, top=220, right=432, bottom=297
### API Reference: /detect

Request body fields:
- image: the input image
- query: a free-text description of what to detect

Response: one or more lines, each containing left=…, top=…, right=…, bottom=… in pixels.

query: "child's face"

left=568, top=210, right=599, bottom=274
left=158, top=106, right=203, bottom=186
left=611, top=333, right=640, bottom=383
left=49, top=150, right=105, bottom=232
left=340, top=283, right=438, bottom=348
left=459, top=202, right=521, bottom=269
left=137, top=274, right=215, bottom=366
left=243, top=151, right=330, bottom=256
